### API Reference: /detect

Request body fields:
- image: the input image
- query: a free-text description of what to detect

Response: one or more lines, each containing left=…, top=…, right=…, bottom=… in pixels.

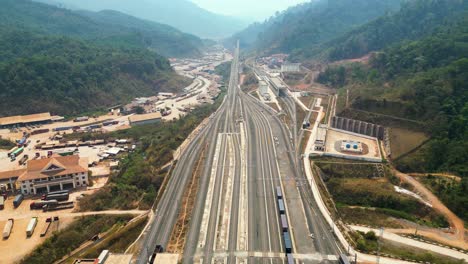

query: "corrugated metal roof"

left=0, top=113, right=51, bottom=126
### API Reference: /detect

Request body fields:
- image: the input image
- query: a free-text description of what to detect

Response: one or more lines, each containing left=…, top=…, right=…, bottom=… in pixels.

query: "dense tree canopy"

left=0, top=29, right=188, bottom=116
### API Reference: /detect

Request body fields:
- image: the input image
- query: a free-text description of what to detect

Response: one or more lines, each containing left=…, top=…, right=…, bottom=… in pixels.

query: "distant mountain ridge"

left=33, top=0, right=248, bottom=39
left=2, top=0, right=205, bottom=57
left=228, top=0, right=402, bottom=57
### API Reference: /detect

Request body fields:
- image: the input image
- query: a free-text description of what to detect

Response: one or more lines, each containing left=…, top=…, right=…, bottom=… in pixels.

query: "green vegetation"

left=351, top=231, right=465, bottom=264
left=78, top=216, right=148, bottom=258
left=0, top=28, right=189, bottom=116
left=229, top=0, right=401, bottom=57
left=21, top=215, right=134, bottom=264
left=389, top=128, right=429, bottom=159
left=419, top=175, right=468, bottom=222
left=324, top=0, right=468, bottom=61
left=1, top=0, right=204, bottom=57
left=78, top=99, right=223, bottom=211
left=316, top=162, right=448, bottom=228
left=215, top=61, right=232, bottom=83
left=0, top=137, right=15, bottom=150
left=317, top=13, right=468, bottom=177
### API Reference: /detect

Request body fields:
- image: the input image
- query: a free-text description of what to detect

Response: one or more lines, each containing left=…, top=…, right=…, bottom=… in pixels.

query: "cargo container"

left=283, top=231, right=292, bottom=253
left=286, top=254, right=294, bottom=264
left=89, top=124, right=102, bottom=129
left=13, top=194, right=24, bottom=208
left=43, top=193, right=69, bottom=202
left=2, top=219, right=14, bottom=239
left=53, top=126, right=72, bottom=132
left=74, top=116, right=89, bottom=122
left=26, top=217, right=38, bottom=237
left=278, top=199, right=285, bottom=214
left=30, top=200, right=58, bottom=210
left=276, top=186, right=283, bottom=199
left=0, top=196, right=4, bottom=210
left=281, top=214, right=288, bottom=232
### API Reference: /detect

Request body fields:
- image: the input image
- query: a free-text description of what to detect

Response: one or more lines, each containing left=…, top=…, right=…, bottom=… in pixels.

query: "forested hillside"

left=322, top=0, right=468, bottom=61
left=317, top=12, right=468, bottom=220
left=1, top=0, right=204, bottom=57
left=0, top=29, right=189, bottom=116
left=228, top=0, right=401, bottom=57
left=33, top=0, right=247, bottom=38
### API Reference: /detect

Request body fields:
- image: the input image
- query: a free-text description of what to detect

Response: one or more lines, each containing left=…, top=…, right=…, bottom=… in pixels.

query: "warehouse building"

left=0, top=112, right=52, bottom=128
left=281, top=63, right=301, bottom=73
left=129, top=112, right=162, bottom=126
left=17, top=155, right=89, bottom=195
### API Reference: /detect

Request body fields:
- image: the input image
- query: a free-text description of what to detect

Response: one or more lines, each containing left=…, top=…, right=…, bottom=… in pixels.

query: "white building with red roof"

left=17, top=155, right=89, bottom=195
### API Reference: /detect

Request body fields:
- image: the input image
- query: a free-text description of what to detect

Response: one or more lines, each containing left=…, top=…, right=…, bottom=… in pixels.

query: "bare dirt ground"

left=0, top=210, right=146, bottom=263
left=393, top=169, right=467, bottom=249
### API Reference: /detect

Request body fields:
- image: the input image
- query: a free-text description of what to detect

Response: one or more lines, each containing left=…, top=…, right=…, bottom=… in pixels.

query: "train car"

left=339, top=254, right=351, bottom=264
left=278, top=199, right=285, bottom=214
left=280, top=214, right=288, bottom=232
left=276, top=186, right=283, bottom=199
left=283, top=231, right=292, bottom=253
left=286, top=253, right=294, bottom=264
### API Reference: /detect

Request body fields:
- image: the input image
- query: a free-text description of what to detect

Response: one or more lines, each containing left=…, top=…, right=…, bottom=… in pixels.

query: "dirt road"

left=0, top=209, right=148, bottom=222
left=393, top=169, right=467, bottom=249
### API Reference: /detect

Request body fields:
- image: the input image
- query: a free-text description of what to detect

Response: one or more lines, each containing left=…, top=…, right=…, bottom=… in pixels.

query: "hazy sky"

left=190, top=0, right=310, bottom=21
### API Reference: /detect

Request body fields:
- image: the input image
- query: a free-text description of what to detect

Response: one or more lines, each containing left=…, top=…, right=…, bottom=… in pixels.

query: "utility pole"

left=377, top=227, right=384, bottom=264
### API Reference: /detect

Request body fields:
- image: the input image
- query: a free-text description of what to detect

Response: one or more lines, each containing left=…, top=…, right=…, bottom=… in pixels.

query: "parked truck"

left=41, top=190, right=68, bottom=200
left=42, top=201, right=74, bottom=212
left=43, top=193, right=69, bottom=202
left=10, top=147, right=24, bottom=159
left=18, top=154, right=29, bottom=165
left=26, top=217, right=38, bottom=237
left=2, top=219, right=14, bottom=239
left=30, top=200, right=58, bottom=210
left=13, top=194, right=24, bottom=208
left=0, top=196, right=4, bottom=210
left=40, top=217, right=53, bottom=237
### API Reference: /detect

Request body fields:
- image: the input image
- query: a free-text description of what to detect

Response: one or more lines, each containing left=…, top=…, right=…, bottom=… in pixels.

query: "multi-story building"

left=17, top=155, right=89, bottom=195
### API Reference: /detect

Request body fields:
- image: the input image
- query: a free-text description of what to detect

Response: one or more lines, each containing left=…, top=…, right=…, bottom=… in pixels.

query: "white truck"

left=3, top=218, right=14, bottom=239
left=26, top=217, right=38, bottom=237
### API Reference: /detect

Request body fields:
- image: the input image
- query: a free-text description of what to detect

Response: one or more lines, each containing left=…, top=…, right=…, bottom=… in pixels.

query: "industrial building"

left=0, top=112, right=52, bottom=128
left=16, top=155, right=89, bottom=195
left=281, top=63, right=301, bottom=73
left=128, top=112, right=162, bottom=126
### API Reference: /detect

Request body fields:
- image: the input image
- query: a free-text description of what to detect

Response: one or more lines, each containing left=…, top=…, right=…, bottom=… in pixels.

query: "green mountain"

left=0, top=28, right=189, bottom=116
left=33, top=0, right=248, bottom=39
left=228, top=0, right=402, bottom=56
left=1, top=0, right=204, bottom=57
left=316, top=12, right=468, bottom=219
left=322, top=0, right=468, bottom=61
